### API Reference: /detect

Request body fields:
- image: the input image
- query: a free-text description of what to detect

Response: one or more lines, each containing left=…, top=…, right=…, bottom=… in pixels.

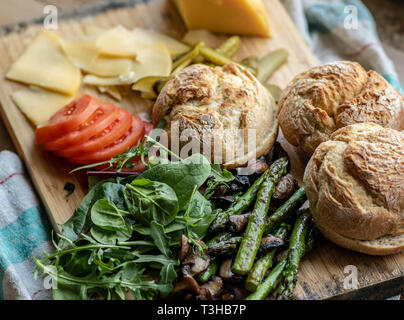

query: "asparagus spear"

left=245, top=224, right=289, bottom=292
left=264, top=186, right=307, bottom=234
left=277, top=209, right=311, bottom=300
left=199, top=259, right=219, bottom=283
left=232, top=158, right=288, bottom=275
left=210, top=168, right=271, bottom=232
left=245, top=257, right=287, bottom=300
left=208, top=236, right=242, bottom=256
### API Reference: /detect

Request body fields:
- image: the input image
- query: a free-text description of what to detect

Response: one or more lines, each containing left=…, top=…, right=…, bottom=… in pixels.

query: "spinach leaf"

left=91, top=199, right=128, bottom=231
left=149, top=221, right=171, bottom=256
left=124, top=179, right=179, bottom=226
left=60, top=181, right=126, bottom=245
left=138, top=153, right=211, bottom=209
left=90, top=223, right=131, bottom=245
left=186, top=192, right=216, bottom=238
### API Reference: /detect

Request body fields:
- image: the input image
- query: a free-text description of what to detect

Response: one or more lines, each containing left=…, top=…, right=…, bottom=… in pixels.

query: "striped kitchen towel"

left=282, top=0, right=404, bottom=94
left=0, top=150, right=53, bottom=300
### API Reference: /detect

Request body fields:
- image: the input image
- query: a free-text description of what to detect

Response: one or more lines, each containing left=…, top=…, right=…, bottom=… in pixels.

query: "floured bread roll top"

left=303, top=123, right=404, bottom=255
left=152, top=63, right=278, bottom=168
left=278, top=61, right=404, bottom=156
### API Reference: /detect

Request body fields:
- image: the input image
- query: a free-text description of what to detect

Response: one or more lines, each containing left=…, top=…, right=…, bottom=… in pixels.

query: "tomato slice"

left=36, top=95, right=101, bottom=145
left=54, top=108, right=132, bottom=158
left=68, top=115, right=145, bottom=164
left=43, top=102, right=119, bottom=151
left=143, top=121, right=154, bottom=136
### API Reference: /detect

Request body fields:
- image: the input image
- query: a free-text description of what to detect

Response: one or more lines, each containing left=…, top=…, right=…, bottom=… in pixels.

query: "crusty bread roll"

left=152, top=63, right=278, bottom=168
left=278, top=61, right=404, bottom=156
left=303, top=123, right=404, bottom=255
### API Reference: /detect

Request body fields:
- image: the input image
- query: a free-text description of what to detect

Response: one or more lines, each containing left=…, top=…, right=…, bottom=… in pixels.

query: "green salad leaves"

left=34, top=153, right=222, bottom=300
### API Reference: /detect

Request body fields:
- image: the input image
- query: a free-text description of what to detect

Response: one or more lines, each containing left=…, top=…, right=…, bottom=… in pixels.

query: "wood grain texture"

left=0, top=0, right=402, bottom=300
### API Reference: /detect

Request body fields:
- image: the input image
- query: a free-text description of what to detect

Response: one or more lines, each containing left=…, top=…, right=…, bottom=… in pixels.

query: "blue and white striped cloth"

left=0, top=151, right=52, bottom=299
left=1, top=0, right=403, bottom=300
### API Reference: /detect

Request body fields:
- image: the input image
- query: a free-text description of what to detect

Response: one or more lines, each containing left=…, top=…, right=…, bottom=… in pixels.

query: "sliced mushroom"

left=182, top=245, right=210, bottom=277
left=210, top=195, right=237, bottom=209
left=223, top=284, right=250, bottom=300
left=198, top=276, right=223, bottom=300
left=274, top=173, right=297, bottom=200
left=169, top=275, right=200, bottom=298
left=213, top=183, right=229, bottom=197
left=258, top=234, right=285, bottom=255
left=179, top=234, right=190, bottom=261
left=266, top=142, right=289, bottom=165
left=219, top=258, right=244, bottom=283
left=228, top=213, right=251, bottom=233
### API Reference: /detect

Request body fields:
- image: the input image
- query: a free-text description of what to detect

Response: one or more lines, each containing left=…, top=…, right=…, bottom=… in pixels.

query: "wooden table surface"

left=0, top=0, right=403, bottom=299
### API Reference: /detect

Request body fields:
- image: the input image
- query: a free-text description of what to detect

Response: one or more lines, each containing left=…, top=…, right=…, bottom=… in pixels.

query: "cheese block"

left=174, top=0, right=271, bottom=37
left=11, top=86, right=74, bottom=126
left=83, top=43, right=172, bottom=86
left=6, top=30, right=81, bottom=96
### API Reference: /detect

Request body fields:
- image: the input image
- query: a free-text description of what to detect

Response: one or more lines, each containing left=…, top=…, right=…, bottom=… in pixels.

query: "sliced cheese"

left=174, top=0, right=271, bottom=37
left=11, top=86, right=74, bottom=126
left=83, top=43, right=172, bottom=86
left=86, top=25, right=189, bottom=57
left=132, top=28, right=189, bottom=56
left=132, top=76, right=167, bottom=100
left=95, top=25, right=138, bottom=57
left=63, top=37, right=132, bottom=77
left=6, top=30, right=81, bottom=96
left=84, top=56, right=133, bottom=77
left=62, top=38, right=99, bottom=69
left=97, top=85, right=122, bottom=101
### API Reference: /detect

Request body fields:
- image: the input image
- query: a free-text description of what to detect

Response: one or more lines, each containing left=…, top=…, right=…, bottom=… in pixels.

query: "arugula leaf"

left=138, top=153, right=211, bottom=209
left=204, top=164, right=235, bottom=199
left=149, top=221, right=171, bottom=256
left=124, top=179, right=179, bottom=226
left=159, top=262, right=177, bottom=298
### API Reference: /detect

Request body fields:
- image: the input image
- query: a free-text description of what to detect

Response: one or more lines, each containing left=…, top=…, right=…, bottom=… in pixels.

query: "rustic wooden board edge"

left=0, top=0, right=149, bottom=37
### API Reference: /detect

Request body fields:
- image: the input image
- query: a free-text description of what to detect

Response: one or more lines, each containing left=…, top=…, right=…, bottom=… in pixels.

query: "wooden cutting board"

left=0, top=0, right=403, bottom=300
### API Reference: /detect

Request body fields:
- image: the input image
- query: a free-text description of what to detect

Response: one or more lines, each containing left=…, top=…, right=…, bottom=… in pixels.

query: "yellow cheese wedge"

left=174, top=0, right=271, bottom=37
left=83, top=43, right=172, bottom=86
left=6, top=30, right=81, bottom=96
left=11, top=86, right=74, bottom=126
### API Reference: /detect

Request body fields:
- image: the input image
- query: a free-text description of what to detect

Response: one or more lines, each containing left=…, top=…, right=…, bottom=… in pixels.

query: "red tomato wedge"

left=68, top=115, right=145, bottom=164
left=54, top=108, right=132, bottom=158
left=36, top=95, right=101, bottom=145
left=43, top=102, right=119, bottom=151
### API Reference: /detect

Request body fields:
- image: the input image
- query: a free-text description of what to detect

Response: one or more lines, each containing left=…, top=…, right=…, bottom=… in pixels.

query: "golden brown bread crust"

left=303, top=123, right=404, bottom=255
left=152, top=63, right=278, bottom=168
left=278, top=61, right=404, bottom=156
left=316, top=224, right=404, bottom=256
